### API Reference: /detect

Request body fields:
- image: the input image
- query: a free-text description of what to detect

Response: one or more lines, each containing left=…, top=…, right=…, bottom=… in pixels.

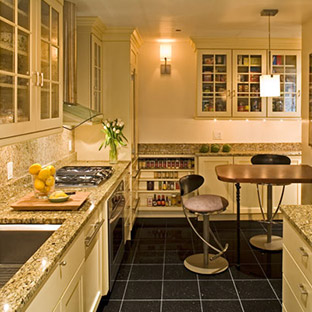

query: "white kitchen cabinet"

left=77, top=17, right=105, bottom=112
left=196, top=50, right=232, bottom=117
left=25, top=228, right=84, bottom=312
left=83, top=209, right=103, bottom=312
left=232, top=50, right=266, bottom=117
left=268, top=50, right=301, bottom=117
left=198, top=156, right=234, bottom=213
left=0, top=0, right=63, bottom=140
left=283, top=218, right=312, bottom=312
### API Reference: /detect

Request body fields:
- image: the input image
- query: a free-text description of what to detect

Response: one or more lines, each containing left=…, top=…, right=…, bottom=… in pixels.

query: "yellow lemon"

left=45, top=176, right=55, bottom=187
left=44, top=186, right=51, bottom=193
left=49, top=190, right=67, bottom=199
left=47, top=165, right=56, bottom=175
left=37, top=167, right=51, bottom=181
left=34, top=178, right=45, bottom=191
left=29, top=163, right=42, bottom=175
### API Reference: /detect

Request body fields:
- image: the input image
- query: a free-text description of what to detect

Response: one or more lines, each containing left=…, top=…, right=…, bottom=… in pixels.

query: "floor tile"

left=202, top=300, right=243, bottom=312
left=124, top=281, right=162, bottom=299
left=241, top=299, right=282, bottom=312
left=109, top=281, right=126, bottom=299
left=120, top=300, right=161, bottom=312
left=116, top=265, right=131, bottom=280
left=138, top=227, right=167, bottom=239
left=225, top=249, right=258, bottom=265
left=199, top=280, right=238, bottom=299
left=136, top=239, right=165, bottom=252
left=162, top=300, right=202, bottom=312
left=163, top=281, right=200, bottom=299
left=101, top=300, right=121, bottom=311
left=164, top=264, right=197, bottom=280
left=166, top=240, right=194, bottom=251
left=130, top=264, right=163, bottom=280
left=235, top=280, right=277, bottom=299
left=133, top=251, right=164, bottom=264
left=121, top=251, right=135, bottom=264
left=230, top=264, right=266, bottom=279
left=165, top=250, right=193, bottom=264
left=270, top=279, right=282, bottom=299
left=260, top=262, right=282, bottom=278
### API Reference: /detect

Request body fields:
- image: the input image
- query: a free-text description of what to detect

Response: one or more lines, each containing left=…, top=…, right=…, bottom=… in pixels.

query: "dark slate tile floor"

left=98, top=218, right=282, bottom=312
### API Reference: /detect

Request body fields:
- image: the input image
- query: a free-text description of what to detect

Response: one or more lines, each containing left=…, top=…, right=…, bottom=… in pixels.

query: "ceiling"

left=72, top=0, right=312, bottom=40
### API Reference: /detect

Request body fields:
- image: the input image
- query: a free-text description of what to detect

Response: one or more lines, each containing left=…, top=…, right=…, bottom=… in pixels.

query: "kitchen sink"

left=0, top=224, right=61, bottom=288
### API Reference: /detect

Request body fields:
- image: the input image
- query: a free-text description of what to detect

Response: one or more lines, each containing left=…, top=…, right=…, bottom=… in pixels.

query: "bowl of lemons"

left=29, top=163, right=56, bottom=199
left=48, top=191, right=70, bottom=203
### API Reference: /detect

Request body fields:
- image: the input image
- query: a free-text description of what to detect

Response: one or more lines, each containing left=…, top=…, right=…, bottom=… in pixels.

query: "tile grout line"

left=159, top=220, right=167, bottom=312
left=228, top=267, right=246, bottom=312
left=190, top=219, right=204, bottom=312
left=240, top=228, right=282, bottom=306
left=117, top=222, right=142, bottom=312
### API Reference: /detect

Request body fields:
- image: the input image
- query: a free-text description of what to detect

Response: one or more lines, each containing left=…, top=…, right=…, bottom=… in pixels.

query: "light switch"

left=7, top=162, right=13, bottom=180
left=213, top=131, right=222, bottom=140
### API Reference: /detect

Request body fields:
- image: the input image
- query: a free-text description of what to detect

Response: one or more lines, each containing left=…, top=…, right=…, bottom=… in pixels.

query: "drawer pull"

left=59, top=261, right=67, bottom=266
left=299, top=283, right=308, bottom=296
left=299, top=247, right=309, bottom=257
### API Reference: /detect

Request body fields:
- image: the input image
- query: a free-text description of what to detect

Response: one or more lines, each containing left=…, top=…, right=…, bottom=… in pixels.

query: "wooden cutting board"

left=11, top=192, right=90, bottom=211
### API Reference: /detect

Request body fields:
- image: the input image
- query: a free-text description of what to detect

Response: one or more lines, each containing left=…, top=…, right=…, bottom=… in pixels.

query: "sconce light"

left=260, top=9, right=280, bottom=97
left=160, top=44, right=171, bottom=75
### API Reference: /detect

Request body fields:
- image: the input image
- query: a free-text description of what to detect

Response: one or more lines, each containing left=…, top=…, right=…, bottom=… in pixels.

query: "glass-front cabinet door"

left=196, top=50, right=231, bottom=117
left=0, top=0, right=34, bottom=138
left=232, top=50, right=266, bottom=117
left=37, top=0, right=62, bottom=130
left=268, top=51, right=301, bottom=117
left=91, top=34, right=102, bottom=112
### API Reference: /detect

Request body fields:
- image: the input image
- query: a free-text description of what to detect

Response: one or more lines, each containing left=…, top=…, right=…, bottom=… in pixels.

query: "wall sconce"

left=160, top=44, right=171, bottom=75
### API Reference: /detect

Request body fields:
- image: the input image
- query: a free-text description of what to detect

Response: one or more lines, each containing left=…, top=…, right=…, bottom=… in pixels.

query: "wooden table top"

left=215, top=164, right=312, bottom=184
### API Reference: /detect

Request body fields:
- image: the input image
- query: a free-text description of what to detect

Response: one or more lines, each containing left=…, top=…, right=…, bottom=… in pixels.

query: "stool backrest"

left=179, top=174, right=204, bottom=196
left=251, top=154, right=291, bottom=165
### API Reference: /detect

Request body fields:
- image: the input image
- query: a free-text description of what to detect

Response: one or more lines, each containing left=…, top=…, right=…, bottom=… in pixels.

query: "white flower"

left=103, top=125, right=107, bottom=129
left=104, top=119, right=108, bottom=124
left=116, top=129, right=120, bottom=134
left=106, top=122, right=110, bottom=128
left=120, top=121, right=124, bottom=127
left=113, top=128, right=116, bottom=132
left=112, top=121, right=116, bottom=127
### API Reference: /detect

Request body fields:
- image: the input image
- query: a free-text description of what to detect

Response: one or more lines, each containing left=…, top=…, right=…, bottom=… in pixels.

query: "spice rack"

left=137, top=155, right=195, bottom=215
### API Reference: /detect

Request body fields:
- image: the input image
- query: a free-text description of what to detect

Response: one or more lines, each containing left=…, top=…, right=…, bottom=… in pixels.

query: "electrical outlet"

left=213, top=131, right=222, bottom=140
left=69, top=140, right=72, bottom=152
left=7, top=162, right=13, bottom=180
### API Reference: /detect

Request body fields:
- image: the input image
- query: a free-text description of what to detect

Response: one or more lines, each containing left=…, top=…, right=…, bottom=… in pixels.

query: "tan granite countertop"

left=195, top=150, right=301, bottom=157
left=281, top=205, right=312, bottom=248
left=0, top=161, right=130, bottom=312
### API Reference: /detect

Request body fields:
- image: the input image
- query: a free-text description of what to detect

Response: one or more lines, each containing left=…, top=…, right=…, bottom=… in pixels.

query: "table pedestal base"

left=249, top=234, right=283, bottom=251
left=184, top=253, right=228, bottom=275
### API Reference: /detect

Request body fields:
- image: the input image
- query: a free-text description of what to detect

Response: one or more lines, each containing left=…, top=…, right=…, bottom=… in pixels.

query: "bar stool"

left=179, top=174, right=229, bottom=274
left=250, top=154, right=291, bottom=250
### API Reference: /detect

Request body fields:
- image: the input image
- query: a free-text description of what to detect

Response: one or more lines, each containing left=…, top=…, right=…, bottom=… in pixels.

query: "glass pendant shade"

left=260, top=74, right=280, bottom=97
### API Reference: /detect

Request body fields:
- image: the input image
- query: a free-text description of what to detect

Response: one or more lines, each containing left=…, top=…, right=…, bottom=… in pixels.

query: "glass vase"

left=109, top=142, right=118, bottom=164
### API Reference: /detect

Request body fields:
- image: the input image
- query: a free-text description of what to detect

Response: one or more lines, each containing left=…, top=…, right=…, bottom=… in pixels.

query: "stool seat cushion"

left=183, top=194, right=228, bottom=213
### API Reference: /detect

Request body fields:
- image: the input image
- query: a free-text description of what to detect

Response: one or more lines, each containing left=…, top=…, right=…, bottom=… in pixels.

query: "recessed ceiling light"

left=175, top=29, right=182, bottom=32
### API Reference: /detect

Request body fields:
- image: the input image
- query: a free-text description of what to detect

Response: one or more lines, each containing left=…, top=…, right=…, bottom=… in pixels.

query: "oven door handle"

left=85, top=219, right=104, bottom=247
left=110, top=204, right=124, bottom=225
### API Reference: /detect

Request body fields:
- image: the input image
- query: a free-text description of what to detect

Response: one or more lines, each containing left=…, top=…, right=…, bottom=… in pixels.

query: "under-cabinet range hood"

left=62, top=1, right=102, bottom=130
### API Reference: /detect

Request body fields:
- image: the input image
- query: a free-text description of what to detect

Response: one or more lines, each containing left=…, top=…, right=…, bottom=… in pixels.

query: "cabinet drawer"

left=283, top=276, right=304, bottom=312
left=283, top=246, right=312, bottom=312
left=283, top=218, right=312, bottom=285
left=26, top=232, right=84, bottom=312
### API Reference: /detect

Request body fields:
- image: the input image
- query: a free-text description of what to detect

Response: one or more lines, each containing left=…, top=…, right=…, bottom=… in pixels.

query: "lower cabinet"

left=197, top=156, right=234, bottom=213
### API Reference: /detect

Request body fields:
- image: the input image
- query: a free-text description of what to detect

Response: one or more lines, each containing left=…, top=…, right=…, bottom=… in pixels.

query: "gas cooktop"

left=55, top=166, right=114, bottom=187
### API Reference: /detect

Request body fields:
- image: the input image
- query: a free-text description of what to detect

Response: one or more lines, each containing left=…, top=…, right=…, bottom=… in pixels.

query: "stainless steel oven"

left=108, top=180, right=125, bottom=291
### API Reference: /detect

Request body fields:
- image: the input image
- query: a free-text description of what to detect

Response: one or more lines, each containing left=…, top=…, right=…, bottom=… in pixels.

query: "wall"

left=137, top=40, right=302, bottom=143
left=301, top=19, right=312, bottom=204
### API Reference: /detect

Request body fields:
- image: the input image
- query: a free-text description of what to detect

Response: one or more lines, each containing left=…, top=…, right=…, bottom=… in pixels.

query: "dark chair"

left=251, top=154, right=291, bottom=221
left=179, top=174, right=229, bottom=274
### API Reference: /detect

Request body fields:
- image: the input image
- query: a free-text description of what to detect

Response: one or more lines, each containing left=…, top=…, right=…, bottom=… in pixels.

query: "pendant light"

left=260, top=9, right=280, bottom=97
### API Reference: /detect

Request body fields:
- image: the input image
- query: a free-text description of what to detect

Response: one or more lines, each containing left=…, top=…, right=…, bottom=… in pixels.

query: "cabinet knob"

left=299, top=247, right=309, bottom=257
left=299, top=283, right=308, bottom=296
left=59, top=261, right=67, bottom=266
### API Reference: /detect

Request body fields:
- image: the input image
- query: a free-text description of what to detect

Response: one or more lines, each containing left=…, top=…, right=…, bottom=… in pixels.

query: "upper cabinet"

left=196, top=48, right=301, bottom=119
left=77, top=17, right=105, bottom=112
left=268, top=50, right=301, bottom=117
left=197, top=50, right=232, bottom=117
left=0, top=0, right=63, bottom=140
